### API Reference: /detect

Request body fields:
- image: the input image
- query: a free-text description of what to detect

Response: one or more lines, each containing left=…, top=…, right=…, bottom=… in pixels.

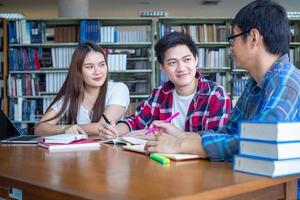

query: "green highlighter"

left=150, top=153, right=170, bottom=165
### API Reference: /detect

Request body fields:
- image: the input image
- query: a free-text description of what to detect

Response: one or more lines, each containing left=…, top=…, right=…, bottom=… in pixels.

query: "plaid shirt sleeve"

left=201, top=86, right=231, bottom=131
left=122, top=89, right=159, bottom=131
left=200, top=84, right=299, bottom=161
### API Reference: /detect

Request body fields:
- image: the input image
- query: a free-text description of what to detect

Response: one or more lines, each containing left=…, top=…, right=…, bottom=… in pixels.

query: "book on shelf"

left=38, top=139, right=100, bottom=152
left=239, top=139, right=300, bottom=160
left=239, top=121, right=300, bottom=142
left=123, top=144, right=202, bottom=161
left=233, top=154, right=300, bottom=177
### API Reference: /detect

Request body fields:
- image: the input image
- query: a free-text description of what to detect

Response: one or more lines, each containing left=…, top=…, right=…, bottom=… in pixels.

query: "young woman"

left=34, top=41, right=130, bottom=136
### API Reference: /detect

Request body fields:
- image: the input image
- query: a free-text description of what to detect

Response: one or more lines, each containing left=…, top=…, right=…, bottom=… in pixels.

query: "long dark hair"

left=44, top=41, right=108, bottom=124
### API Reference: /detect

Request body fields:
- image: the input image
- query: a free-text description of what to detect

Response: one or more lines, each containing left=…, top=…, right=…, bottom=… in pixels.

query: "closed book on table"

left=41, top=133, right=88, bottom=144
left=233, top=154, right=300, bottom=177
left=239, top=139, right=300, bottom=160
left=239, top=121, right=300, bottom=142
left=38, top=139, right=100, bottom=152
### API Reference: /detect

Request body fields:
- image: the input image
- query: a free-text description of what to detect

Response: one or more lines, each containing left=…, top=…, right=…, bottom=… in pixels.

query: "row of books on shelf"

left=107, top=54, right=127, bottom=71
left=8, top=20, right=45, bottom=44
left=234, top=121, right=300, bottom=177
left=9, top=47, right=150, bottom=71
left=7, top=74, right=40, bottom=96
left=197, top=48, right=229, bottom=68
left=289, top=48, right=300, bottom=67
left=51, top=47, right=75, bottom=69
left=8, top=20, right=151, bottom=44
left=80, top=20, right=150, bottom=43
left=202, top=72, right=229, bottom=91
left=8, top=98, right=38, bottom=122
left=232, top=75, right=249, bottom=96
left=290, top=21, right=300, bottom=42
left=45, top=72, right=67, bottom=93
left=159, top=24, right=229, bottom=42
left=9, top=48, right=42, bottom=71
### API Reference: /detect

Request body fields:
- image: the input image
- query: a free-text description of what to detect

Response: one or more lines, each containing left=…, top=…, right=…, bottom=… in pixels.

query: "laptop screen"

left=0, top=110, right=20, bottom=140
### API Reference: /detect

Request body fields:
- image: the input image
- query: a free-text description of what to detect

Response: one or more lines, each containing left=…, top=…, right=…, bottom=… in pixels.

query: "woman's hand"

left=64, top=125, right=87, bottom=135
left=97, top=122, right=119, bottom=140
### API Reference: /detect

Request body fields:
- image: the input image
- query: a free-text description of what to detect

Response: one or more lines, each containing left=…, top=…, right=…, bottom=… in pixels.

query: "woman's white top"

left=51, top=82, right=130, bottom=124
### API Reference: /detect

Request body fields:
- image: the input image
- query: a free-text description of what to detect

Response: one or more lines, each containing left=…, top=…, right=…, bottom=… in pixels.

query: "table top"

left=0, top=144, right=298, bottom=200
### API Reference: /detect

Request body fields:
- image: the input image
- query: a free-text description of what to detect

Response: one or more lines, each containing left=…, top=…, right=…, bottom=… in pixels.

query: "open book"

left=123, top=144, right=203, bottom=161
left=41, top=133, right=88, bottom=144
left=102, top=137, right=148, bottom=146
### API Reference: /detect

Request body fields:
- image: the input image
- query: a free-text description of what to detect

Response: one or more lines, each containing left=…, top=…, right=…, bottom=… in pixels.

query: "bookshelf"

left=6, top=18, right=155, bottom=134
left=157, top=17, right=232, bottom=95
left=157, top=17, right=300, bottom=106
left=0, top=19, right=8, bottom=113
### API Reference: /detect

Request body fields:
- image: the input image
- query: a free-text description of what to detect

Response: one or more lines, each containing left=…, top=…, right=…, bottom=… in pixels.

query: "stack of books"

left=233, top=121, right=300, bottom=177
left=38, top=133, right=100, bottom=152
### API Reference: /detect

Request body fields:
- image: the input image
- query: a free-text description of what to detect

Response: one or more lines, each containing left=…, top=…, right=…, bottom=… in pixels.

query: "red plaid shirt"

left=124, top=71, right=231, bottom=132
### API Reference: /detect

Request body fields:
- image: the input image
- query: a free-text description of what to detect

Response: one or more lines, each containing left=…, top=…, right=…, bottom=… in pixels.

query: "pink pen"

left=145, top=112, right=180, bottom=135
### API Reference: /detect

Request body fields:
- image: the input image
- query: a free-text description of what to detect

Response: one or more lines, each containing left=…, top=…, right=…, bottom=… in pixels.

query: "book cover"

left=38, top=139, right=100, bottom=152
left=41, top=133, right=88, bottom=144
left=123, top=144, right=202, bottom=161
left=239, top=121, right=300, bottom=142
left=233, top=154, right=300, bottom=177
left=239, top=139, right=300, bottom=160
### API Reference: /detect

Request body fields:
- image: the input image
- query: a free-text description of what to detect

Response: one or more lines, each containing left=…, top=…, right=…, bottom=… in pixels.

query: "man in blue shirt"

left=146, top=0, right=300, bottom=161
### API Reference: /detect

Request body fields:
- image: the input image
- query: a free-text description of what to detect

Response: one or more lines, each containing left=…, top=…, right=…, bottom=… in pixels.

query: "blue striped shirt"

left=201, top=54, right=300, bottom=160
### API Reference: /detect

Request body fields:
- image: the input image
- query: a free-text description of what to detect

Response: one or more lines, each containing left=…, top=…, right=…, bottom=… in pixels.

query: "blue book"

left=239, top=139, right=300, bottom=160
left=233, top=154, right=300, bottom=178
left=239, top=121, right=300, bottom=142
left=79, top=19, right=87, bottom=42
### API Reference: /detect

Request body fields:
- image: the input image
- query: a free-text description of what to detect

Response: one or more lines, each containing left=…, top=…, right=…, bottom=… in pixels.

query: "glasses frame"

left=227, top=29, right=251, bottom=46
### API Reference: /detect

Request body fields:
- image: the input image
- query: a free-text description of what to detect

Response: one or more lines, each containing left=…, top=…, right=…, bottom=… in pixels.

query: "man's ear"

left=160, top=64, right=165, bottom=72
left=250, top=28, right=260, bottom=47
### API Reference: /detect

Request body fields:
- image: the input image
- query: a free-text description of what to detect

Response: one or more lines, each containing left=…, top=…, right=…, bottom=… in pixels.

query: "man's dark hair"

left=155, top=31, right=198, bottom=65
left=231, top=0, right=290, bottom=55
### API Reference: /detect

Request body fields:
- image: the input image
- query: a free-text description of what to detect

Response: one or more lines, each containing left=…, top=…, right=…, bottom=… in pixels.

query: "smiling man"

left=148, top=0, right=300, bottom=160
left=101, top=31, right=231, bottom=155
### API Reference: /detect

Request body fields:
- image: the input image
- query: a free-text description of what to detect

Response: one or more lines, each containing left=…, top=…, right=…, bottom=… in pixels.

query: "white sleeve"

left=51, top=98, right=67, bottom=116
left=105, top=82, right=130, bottom=109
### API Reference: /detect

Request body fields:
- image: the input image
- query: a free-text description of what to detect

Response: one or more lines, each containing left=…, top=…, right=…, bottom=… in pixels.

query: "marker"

left=145, top=112, right=180, bottom=135
left=102, top=114, right=111, bottom=124
left=150, top=153, right=170, bottom=165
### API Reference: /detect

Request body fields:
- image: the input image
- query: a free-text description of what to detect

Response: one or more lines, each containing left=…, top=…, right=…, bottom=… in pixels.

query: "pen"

left=150, top=153, right=170, bottom=165
left=101, top=114, right=119, bottom=144
left=145, top=112, right=180, bottom=135
left=102, top=114, right=111, bottom=125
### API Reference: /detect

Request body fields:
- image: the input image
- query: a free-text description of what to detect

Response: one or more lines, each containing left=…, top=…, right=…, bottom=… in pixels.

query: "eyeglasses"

left=227, top=29, right=251, bottom=46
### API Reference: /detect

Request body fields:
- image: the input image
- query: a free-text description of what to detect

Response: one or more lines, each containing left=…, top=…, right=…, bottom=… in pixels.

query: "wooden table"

left=0, top=145, right=298, bottom=200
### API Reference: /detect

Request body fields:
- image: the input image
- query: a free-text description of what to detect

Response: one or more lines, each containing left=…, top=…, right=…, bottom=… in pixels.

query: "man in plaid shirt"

left=149, top=0, right=300, bottom=161
left=100, top=31, right=231, bottom=155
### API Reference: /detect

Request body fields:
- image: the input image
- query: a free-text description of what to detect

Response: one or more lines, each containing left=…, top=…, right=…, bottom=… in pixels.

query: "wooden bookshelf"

left=5, top=18, right=155, bottom=134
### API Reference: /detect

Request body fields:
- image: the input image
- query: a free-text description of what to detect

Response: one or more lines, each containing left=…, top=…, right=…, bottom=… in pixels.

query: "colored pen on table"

left=145, top=112, right=180, bottom=135
left=150, top=153, right=170, bottom=165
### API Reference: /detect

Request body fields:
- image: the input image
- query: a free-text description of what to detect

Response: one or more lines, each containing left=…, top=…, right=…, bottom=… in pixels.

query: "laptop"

left=0, top=109, right=41, bottom=144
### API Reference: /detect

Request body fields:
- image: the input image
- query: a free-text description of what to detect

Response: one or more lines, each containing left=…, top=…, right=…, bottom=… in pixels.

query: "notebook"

left=123, top=144, right=203, bottom=161
left=0, top=109, right=41, bottom=144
